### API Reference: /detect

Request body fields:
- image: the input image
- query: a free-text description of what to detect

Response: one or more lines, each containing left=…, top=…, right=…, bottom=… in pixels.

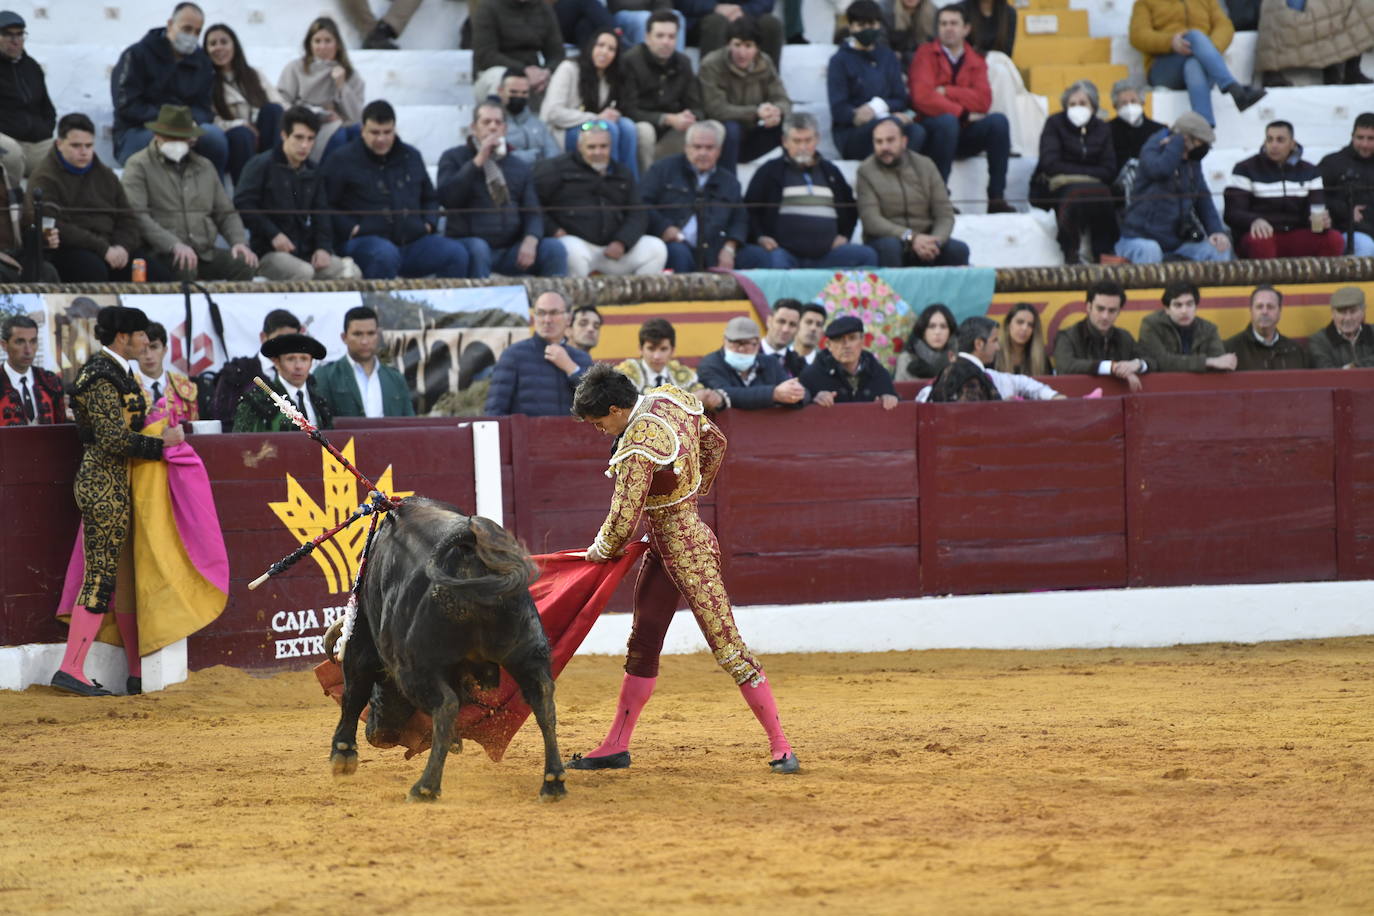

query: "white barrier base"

left=0, top=639, right=187, bottom=694
left=576, top=580, right=1374, bottom=657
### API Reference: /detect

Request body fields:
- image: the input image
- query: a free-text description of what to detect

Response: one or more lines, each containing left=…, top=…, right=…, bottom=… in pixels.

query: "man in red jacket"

left=909, top=5, right=1012, bottom=213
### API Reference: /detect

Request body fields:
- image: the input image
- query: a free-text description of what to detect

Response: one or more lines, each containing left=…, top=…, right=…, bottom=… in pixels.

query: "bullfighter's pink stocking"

left=115, top=613, right=140, bottom=677
left=588, top=673, right=656, bottom=756
left=58, top=607, right=104, bottom=684
left=740, top=680, right=792, bottom=760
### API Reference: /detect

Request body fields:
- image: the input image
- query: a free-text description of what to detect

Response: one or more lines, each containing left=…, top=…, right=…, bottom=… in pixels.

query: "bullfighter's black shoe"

left=126, top=676, right=142, bottom=696
left=567, top=751, right=631, bottom=770
left=769, top=753, right=801, bottom=774
left=50, top=671, right=113, bottom=697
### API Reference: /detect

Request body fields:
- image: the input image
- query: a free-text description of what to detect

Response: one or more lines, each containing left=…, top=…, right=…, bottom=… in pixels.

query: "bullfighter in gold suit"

left=52, top=306, right=183, bottom=696
left=568, top=364, right=799, bottom=774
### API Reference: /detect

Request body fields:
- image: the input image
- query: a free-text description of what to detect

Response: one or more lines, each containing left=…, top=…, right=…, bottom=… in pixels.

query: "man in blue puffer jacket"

left=485, top=291, right=595, bottom=416
left=1115, top=111, right=1234, bottom=264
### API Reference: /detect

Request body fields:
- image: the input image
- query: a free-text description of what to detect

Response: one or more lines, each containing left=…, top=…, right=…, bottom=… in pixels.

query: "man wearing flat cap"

left=696, top=315, right=806, bottom=409
left=1309, top=286, right=1374, bottom=369
left=799, top=314, right=898, bottom=409
left=53, top=306, right=184, bottom=696
left=1115, top=111, right=1233, bottom=265
left=232, top=333, right=334, bottom=433
left=121, top=104, right=259, bottom=282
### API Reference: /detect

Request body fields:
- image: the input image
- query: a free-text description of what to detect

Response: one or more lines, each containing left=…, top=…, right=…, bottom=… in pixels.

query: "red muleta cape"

left=314, top=543, right=646, bottom=761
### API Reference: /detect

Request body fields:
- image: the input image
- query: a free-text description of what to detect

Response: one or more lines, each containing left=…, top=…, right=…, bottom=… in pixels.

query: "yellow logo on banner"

left=268, top=439, right=413, bottom=594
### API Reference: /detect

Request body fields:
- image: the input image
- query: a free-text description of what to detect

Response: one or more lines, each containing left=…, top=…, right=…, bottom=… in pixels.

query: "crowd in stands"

left=0, top=0, right=1368, bottom=281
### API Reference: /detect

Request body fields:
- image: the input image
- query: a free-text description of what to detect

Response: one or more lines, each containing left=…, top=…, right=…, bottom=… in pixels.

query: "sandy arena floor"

left=3, top=637, right=1373, bottom=915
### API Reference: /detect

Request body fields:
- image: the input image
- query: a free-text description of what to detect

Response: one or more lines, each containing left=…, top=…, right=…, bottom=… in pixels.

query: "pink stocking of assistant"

left=589, top=674, right=656, bottom=757
left=59, top=607, right=105, bottom=684
left=740, top=679, right=793, bottom=760
left=114, top=613, right=141, bottom=677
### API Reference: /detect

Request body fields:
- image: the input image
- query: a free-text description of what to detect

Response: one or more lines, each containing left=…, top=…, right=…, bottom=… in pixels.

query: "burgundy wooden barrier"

left=3, top=371, right=1373, bottom=670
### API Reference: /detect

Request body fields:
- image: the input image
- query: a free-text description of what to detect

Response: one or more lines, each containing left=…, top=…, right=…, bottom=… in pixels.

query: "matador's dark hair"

left=572, top=364, right=638, bottom=419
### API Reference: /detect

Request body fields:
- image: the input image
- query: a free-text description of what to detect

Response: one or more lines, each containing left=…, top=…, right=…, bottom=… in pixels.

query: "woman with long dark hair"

left=277, top=17, right=366, bottom=164
left=205, top=23, right=284, bottom=184
left=896, top=303, right=958, bottom=379
left=540, top=28, right=654, bottom=178
left=994, top=302, right=1051, bottom=375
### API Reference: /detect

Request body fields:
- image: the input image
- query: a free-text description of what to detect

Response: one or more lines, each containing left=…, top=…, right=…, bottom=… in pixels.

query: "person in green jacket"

left=232, top=333, right=334, bottom=432
left=1137, top=279, right=1236, bottom=373
left=312, top=306, right=415, bottom=418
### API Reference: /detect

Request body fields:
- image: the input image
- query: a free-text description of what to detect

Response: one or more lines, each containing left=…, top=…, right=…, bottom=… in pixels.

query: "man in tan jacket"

left=856, top=117, right=968, bottom=267
left=120, top=104, right=258, bottom=281
left=698, top=17, right=791, bottom=173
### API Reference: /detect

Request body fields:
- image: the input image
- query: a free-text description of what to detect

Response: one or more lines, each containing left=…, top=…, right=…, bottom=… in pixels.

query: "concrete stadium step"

left=1029, top=64, right=1129, bottom=113
left=955, top=211, right=1063, bottom=267
left=1151, top=84, right=1374, bottom=153
left=1020, top=8, right=1091, bottom=39
left=34, top=0, right=466, bottom=50
left=1013, top=35, right=1112, bottom=73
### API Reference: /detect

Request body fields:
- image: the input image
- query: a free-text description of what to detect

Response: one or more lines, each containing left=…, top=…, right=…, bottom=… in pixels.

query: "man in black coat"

left=641, top=119, right=768, bottom=273
left=800, top=314, right=898, bottom=409
left=0, top=11, right=55, bottom=186
left=620, top=11, right=705, bottom=161
left=533, top=123, right=667, bottom=276
left=235, top=107, right=359, bottom=281
left=1319, top=113, right=1374, bottom=257
left=697, top=316, right=806, bottom=410
left=437, top=101, right=567, bottom=277
left=110, top=3, right=229, bottom=175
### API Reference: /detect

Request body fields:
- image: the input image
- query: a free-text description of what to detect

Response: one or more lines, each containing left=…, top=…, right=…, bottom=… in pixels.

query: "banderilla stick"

left=248, top=497, right=384, bottom=590
left=251, top=377, right=398, bottom=509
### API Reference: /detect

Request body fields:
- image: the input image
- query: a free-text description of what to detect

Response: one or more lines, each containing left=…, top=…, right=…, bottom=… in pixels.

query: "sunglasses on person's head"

left=579, top=120, right=612, bottom=132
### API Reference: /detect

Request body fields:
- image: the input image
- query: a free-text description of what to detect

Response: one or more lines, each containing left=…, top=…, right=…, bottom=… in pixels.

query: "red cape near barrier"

left=314, top=542, right=647, bottom=761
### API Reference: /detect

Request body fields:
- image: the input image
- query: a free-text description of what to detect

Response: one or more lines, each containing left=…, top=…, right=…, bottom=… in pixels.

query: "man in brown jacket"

left=1137, top=279, right=1236, bottom=372
left=1224, top=284, right=1311, bottom=371
left=28, top=113, right=171, bottom=282
left=856, top=117, right=968, bottom=266
left=1307, top=285, right=1374, bottom=369
left=699, top=17, right=791, bottom=173
left=1052, top=278, right=1150, bottom=391
left=120, top=104, right=258, bottom=282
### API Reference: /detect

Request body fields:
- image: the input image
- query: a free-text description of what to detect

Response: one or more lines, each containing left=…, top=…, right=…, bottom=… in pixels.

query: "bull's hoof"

left=539, top=773, right=567, bottom=801
left=407, top=784, right=441, bottom=803
left=566, top=750, right=630, bottom=770
left=330, top=743, right=359, bottom=777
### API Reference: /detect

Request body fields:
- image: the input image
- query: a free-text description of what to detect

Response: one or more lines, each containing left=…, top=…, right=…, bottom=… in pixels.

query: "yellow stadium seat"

left=1030, top=64, right=1138, bottom=114
left=1021, top=0, right=1071, bottom=8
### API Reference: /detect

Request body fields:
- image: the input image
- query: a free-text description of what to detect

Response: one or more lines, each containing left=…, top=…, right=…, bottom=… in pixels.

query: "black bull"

left=326, top=497, right=566, bottom=802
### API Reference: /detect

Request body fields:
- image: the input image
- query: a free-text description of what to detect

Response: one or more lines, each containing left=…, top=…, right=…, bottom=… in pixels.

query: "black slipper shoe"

left=126, top=676, right=142, bottom=696
left=51, top=671, right=113, bottom=697
left=567, top=751, right=631, bottom=770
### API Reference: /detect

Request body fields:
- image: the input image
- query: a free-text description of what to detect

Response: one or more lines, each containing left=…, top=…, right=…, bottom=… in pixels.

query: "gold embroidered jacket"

left=589, top=385, right=727, bottom=561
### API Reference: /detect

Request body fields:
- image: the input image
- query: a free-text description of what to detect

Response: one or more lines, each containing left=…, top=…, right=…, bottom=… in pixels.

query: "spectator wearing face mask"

left=1114, top=111, right=1233, bottom=264
left=1033, top=80, right=1118, bottom=264
left=111, top=2, right=231, bottom=177
left=120, top=104, right=258, bottom=281
left=1107, top=79, right=1164, bottom=167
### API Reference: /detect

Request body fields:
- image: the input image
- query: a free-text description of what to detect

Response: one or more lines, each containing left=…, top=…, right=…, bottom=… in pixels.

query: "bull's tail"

left=425, top=515, right=537, bottom=605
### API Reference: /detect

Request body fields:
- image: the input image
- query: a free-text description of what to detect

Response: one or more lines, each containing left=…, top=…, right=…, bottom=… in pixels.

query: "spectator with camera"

left=1115, top=112, right=1232, bottom=264
left=1224, top=120, right=1344, bottom=260
left=1319, top=113, right=1374, bottom=257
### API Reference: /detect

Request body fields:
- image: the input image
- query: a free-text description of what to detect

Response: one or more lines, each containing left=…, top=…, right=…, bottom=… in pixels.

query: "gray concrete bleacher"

left=17, top=0, right=1374, bottom=269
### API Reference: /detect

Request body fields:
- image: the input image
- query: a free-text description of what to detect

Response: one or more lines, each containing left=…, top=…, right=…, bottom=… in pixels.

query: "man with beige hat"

left=1115, top=111, right=1233, bottom=264
left=120, top=103, right=258, bottom=281
left=696, top=315, right=806, bottom=409
left=1309, top=286, right=1374, bottom=369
